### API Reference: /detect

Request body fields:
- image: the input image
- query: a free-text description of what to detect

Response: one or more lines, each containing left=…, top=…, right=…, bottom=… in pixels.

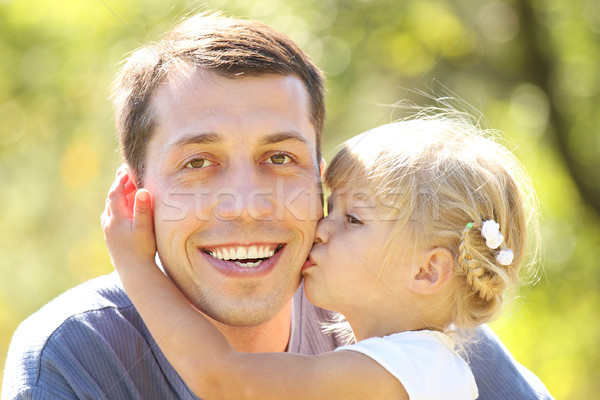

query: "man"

left=2, top=12, right=552, bottom=399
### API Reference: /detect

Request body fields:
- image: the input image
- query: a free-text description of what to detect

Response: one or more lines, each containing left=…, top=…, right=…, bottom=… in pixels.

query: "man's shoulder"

left=2, top=272, right=147, bottom=397
left=467, top=325, right=554, bottom=400
left=12, top=272, right=134, bottom=347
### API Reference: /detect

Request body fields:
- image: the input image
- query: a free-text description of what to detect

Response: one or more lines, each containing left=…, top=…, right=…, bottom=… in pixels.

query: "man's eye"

left=265, top=153, right=292, bottom=165
left=185, top=158, right=214, bottom=169
left=345, top=214, right=363, bottom=225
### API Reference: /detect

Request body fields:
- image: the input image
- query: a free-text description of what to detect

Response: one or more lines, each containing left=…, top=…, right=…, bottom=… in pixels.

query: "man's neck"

left=210, top=299, right=293, bottom=353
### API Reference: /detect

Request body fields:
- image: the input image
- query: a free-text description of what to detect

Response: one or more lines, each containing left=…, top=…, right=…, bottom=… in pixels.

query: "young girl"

left=102, top=112, right=537, bottom=399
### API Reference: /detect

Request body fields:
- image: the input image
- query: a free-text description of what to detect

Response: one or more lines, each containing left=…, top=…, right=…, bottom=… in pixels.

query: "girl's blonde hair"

left=324, top=110, right=539, bottom=330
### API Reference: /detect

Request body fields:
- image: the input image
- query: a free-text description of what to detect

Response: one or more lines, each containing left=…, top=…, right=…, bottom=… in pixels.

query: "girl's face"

left=302, top=186, right=418, bottom=324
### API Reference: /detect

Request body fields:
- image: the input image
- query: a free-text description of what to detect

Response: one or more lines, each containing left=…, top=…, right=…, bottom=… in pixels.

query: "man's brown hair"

left=112, top=12, right=325, bottom=184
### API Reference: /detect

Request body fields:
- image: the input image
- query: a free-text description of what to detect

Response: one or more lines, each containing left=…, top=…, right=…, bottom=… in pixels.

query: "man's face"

left=142, top=69, right=322, bottom=326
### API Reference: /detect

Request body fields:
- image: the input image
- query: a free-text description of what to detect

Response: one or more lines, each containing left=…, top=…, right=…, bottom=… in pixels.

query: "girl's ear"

left=409, top=247, right=454, bottom=295
left=319, top=158, right=326, bottom=178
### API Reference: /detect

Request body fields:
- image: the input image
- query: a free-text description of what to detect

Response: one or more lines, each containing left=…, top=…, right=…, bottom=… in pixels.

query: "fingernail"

left=138, top=190, right=149, bottom=202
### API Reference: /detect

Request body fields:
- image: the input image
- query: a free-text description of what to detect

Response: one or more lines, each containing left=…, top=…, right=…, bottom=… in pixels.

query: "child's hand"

left=101, top=169, right=157, bottom=271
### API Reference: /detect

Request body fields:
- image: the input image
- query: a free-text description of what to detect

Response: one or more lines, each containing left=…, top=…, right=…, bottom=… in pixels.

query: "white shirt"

left=336, top=330, right=478, bottom=399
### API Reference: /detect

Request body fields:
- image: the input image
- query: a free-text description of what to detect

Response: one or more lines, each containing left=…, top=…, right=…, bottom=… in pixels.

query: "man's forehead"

left=150, top=70, right=316, bottom=145
left=154, top=67, right=306, bottom=109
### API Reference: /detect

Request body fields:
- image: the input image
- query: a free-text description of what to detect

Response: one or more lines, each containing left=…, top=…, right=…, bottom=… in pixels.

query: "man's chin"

left=193, top=288, right=298, bottom=327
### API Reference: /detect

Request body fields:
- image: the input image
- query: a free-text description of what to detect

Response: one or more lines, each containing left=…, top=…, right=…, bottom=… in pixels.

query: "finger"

left=116, top=164, right=128, bottom=177
left=108, top=171, right=128, bottom=195
left=133, top=189, right=154, bottom=235
left=123, top=175, right=137, bottom=214
left=100, top=208, right=110, bottom=224
left=100, top=205, right=113, bottom=237
left=101, top=196, right=113, bottom=221
left=107, top=173, right=131, bottom=219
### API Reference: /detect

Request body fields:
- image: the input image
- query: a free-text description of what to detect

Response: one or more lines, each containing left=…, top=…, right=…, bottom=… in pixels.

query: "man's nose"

left=212, top=165, right=274, bottom=221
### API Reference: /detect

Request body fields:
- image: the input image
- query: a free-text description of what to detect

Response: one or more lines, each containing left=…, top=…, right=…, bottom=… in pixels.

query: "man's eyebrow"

left=258, top=131, right=310, bottom=146
left=169, top=132, right=223, bottom=148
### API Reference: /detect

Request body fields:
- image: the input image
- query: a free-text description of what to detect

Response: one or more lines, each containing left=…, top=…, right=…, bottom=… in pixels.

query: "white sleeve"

left=335, top=331, right=478, bottom=400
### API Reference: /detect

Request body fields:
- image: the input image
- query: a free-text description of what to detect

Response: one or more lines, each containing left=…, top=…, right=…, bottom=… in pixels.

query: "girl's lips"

left=301, top=255, right=316, bottom=272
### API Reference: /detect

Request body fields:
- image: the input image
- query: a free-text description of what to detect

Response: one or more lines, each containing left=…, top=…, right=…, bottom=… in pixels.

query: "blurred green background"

left=1, top=0, right=599, bottom=397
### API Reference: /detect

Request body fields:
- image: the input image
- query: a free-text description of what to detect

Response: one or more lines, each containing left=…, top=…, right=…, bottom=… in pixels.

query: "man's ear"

left=410, top=247, right=454, bottom=295
left=319, top=158, right=326, bottom=178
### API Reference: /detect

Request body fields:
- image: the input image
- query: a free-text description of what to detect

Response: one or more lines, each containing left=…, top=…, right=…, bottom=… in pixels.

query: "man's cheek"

left=276, top=180, right=323, bottom=224
left=155, top=189, right=212, bottom=223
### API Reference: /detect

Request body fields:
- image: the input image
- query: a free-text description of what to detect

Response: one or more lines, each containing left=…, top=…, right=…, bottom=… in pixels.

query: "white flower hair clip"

left=481, top=220, right=503, bottom=249
left=495, top=248, right=514, bottom=266
left=466, top=219, right=514, bottom=266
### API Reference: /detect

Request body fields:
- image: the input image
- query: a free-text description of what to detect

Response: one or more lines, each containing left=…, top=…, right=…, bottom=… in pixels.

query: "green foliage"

left=1, top=0, right=599, bottom=397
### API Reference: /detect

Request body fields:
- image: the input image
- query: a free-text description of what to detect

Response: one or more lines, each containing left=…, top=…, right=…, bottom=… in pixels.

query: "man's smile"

left=201, top=243, right=285, bottom=269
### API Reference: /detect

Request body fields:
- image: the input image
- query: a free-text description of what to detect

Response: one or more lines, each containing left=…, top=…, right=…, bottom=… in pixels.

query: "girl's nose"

left=314, top=216, right=331, bottom=244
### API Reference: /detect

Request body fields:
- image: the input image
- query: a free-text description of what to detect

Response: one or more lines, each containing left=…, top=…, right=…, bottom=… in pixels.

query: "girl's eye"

left=185, top=158, right=215, bottom=169
left=265, top=153, right=292, bottom=165
left=345, top=214, right=363, bottom=225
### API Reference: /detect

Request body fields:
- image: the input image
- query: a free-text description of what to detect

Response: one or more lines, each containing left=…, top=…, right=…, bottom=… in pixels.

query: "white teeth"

left=248, top=246, right=258, bottom=259
left=258, top=247, right=276, bottom=259
left=206, top=245, right=280, bottom=262
left=237, top=247, right=248, bottom=259
left=234, top=260, right=263, bottom=268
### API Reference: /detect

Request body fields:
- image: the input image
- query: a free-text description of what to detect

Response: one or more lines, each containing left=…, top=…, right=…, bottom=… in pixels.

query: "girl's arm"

left=101, top=172, right=408, bottom=400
